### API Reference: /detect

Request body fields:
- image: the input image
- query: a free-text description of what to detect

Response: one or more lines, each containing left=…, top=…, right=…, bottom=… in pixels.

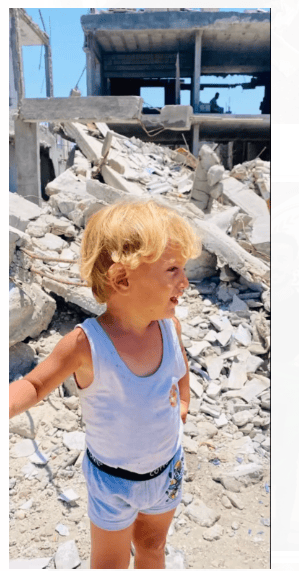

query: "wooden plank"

left=19, top=96, right=143, bottom=123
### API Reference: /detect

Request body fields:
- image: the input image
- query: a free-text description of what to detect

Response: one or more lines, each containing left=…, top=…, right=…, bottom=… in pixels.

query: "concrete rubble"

left=9, top=123, right=270, bottom=569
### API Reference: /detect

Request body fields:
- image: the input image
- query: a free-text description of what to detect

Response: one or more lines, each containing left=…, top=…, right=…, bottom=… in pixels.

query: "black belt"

left=86, top=448, right=173, bottom=481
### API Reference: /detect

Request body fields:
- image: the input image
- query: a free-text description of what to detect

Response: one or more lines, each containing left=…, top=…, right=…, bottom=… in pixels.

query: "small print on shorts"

left=165, top=455, right=184, bottom=502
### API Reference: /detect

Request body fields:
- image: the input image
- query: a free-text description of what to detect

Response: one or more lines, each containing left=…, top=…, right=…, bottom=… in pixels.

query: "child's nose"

left=180, top=270, right=189, bottom=289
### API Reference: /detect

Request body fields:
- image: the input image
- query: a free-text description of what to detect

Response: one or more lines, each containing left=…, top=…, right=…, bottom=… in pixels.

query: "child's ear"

left=107, top=263, right=130, bottom=294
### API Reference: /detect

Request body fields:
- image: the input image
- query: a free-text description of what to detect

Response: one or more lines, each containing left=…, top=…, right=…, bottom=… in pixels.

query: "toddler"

left=9, top=198, right=201, bottom=569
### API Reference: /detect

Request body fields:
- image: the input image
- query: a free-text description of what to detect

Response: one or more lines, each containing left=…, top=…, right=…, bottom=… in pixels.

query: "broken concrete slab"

left=45, top=168, right=87, bottom=197
left=20, top=95, right=143, bottom=123
left=160, top=105, right=193, bottom=130
left=192, top=217, right=269, bottom=284
left=9, top=282, right=56, bottom=347
left=206, top=206, right=241, bottom=234
left=42, top=277, right=105, bottom=316
left=9, top=226, right=32, bottom=265
left=63, top=122, right=104, bottom=163
left=219, top=176, right=269, bottom=220
left=9, top=342, right=36, bottom=382
left=9, top=192, right=42, bottom=232
left=101, top=164, right=145, bottom=196
left=86, top=180, right=124, bottom=206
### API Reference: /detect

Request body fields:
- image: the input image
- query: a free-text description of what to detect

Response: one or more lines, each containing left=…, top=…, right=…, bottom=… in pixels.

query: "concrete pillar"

left=175, top=52, right=181, bottom=105
left=192, top=30, right=203, bottom=113
left=9, top=9, right=24, bottom=104
left=44, top=44, right=54, bottom=97
left=14, top=118, right=41, bottom=205
left=192, top=124, right=200, bottom=158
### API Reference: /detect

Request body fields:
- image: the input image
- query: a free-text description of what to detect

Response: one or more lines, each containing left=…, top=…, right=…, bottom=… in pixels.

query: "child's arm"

left=172, top=316, right=190, bottom=424
left=9, top=328, right=89, bottom=419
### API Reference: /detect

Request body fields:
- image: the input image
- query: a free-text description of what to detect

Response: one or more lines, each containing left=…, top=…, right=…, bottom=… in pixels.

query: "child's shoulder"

left=169, top=315, right=182, bottom=336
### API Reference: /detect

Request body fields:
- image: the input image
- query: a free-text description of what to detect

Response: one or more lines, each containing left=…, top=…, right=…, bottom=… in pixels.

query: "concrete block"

left=207, top=165, right=225, bottom=186
left=9, top=342, right=36, bottom=382
left=199, top=144, right=220, bottom=171
left=9, top=282, right=56, bottom=347
left=160, top=105, right=193, bottom=130
left=220, top=177, right=269, bottom=220
left=63, top=122, right=103, bottom=163
left=192, top=217, right=269, bottom=284
left=9, top=226, right=31, bottom=265
left=207, top=206, right=240, bottom=233
left=46, top=168, right=87, bottom=197
left=9, top=192, right=42, bottom=232
left=86, top=179, right=125, bottom=204
left=101, top=164, right=144, bottom=196
left=185, top=251, right=217, bottom=280
left=42, top=277, right=106, bottom=316
left=250, top=215, right=270, bottom=256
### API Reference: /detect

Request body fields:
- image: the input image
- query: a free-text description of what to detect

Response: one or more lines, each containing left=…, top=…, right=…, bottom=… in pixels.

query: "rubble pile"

left=9, top=124, right=270, bottom=569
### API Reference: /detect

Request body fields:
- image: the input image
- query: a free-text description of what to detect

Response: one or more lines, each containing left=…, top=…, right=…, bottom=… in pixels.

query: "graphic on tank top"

left=169, top=384, right=179, bottom=407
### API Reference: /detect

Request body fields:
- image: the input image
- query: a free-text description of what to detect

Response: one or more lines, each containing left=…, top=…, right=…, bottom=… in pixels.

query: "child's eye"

left=168, top=267, right=178, bottom=272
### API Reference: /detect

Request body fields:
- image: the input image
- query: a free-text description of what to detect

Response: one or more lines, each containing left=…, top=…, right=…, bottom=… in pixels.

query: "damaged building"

left=9, top=9, right=270, bottom=569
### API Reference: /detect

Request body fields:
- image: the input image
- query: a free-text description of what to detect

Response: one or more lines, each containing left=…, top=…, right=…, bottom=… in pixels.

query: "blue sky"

left=23, top=8, right=269, bottom=114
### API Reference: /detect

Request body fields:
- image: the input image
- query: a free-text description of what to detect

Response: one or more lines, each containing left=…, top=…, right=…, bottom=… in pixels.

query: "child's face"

left=126, top=244, right=189, bottom=320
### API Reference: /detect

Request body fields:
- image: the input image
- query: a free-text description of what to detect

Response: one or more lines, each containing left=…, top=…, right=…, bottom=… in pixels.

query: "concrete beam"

left=193, top=30, right=202, bottom=113
left=14, top=118, right=41, bottom=205
left=19, top=96, right=143, bottom=123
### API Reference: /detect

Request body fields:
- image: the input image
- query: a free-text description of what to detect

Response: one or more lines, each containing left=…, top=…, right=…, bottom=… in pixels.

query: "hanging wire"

left=75, top=65, right=86, bottom=89
left=38, top=9, right=47, bottom=34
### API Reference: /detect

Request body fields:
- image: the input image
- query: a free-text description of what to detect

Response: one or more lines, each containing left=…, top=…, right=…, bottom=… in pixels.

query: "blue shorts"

left=82, top=446, right=184, bottom=531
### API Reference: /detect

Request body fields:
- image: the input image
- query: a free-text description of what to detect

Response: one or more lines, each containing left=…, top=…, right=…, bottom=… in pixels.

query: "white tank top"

left=75, top=317, right=186, bottom=474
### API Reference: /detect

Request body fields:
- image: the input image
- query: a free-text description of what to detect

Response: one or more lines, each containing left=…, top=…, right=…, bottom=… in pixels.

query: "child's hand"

left=180, top=400, right=189, bottom=424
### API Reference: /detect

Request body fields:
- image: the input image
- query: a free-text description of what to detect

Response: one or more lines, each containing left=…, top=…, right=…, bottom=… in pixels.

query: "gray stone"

left=9, top=282, right=56, bottom=347
left=165, top=545, right=186, bottom=569
left=9, top=192, right=42, bottom=232
left=206, top=381, right=221, bottom=399
left=10, top=438, right=40, bottom=458
left=9, top=342, right=36, bottom=382
left=232, top=411, right=253, bottom=427
left=200, top=403, right=220, bottom=418
left=32, top=232, right=67, bottom=253
left=207, top=165, right=225, bottom=186
left=56, top=523, right=70, bottom=536
left=63, top=431, right=86, bottom=451
left=205, top=356, right=224, bottom=380
left=234, top=324, right=252, bottom=346
left=196, top=421, right=218, bottom=442
left=183, top=434, right=198, bottom=454
left=86, top=178, right=126, bottom=204
left=229, top=295, right=248, bottom=312
left=261, top=437, right=270, bottom=451
left=227, top=462, right=263, bottom=482
left=227, top=362, right=247, bottom=390
left=216, top=328, right=232, bottom=346
left=217, top=476, right=242, bottom=493
left=186, top=499, right=220, bottom=527
left=188, top=341, right=210, bottom=357
left=214, top=413, right=228, bottom=428
left=202, top=523, right=223, bottom=541
left=182, top=492, right=193, bottom=506
left=184, top=421, right=199, bottom=437
left=9, top=406, right=44, bottom=439
left=189, top=372, right=204, bottom=398
left=54, top=539, right=81, bottom=569
left=225, top=491, right=244, bottom=510
left=221, top=495, right=232, bottom=509
left=58, top=489, right=80, bottom=505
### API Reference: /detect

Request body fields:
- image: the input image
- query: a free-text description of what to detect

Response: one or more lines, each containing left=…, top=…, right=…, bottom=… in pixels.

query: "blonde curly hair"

left=80, top=197, right=201, bottom=304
